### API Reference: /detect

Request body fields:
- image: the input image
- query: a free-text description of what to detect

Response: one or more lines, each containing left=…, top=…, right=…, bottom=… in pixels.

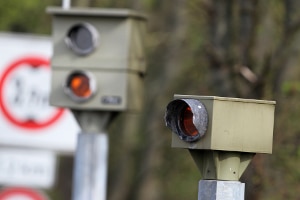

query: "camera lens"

left=64, top=71, right=96, bottom=102
left=65, top=23, right=98, bottom=55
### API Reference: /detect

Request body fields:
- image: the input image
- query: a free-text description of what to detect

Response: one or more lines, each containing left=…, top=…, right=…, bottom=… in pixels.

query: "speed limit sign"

left=0, top=32, right=80, bottom=153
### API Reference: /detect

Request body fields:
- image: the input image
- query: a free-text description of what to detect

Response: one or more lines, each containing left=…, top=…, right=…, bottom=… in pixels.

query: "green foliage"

left=281, top=81, right=300, bottom=95
left=0, top=0, right=60, bottom=34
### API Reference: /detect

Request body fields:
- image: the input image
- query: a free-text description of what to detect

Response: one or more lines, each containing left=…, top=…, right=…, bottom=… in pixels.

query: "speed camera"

left=165, top=94, right=276, bottom=180
left=47, top=7, right=147, bottom=112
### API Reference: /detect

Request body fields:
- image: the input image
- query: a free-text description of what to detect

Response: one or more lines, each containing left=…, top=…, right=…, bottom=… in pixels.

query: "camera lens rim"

left=165, top=99, right=208, bottom=142
left=65, top=23, right=99, bottom=56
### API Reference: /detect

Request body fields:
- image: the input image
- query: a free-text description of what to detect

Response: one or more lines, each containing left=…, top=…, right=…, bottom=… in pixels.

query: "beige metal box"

left=171, top=95, right=276, bottom=153
left=47, top=7, right=147, bottom=111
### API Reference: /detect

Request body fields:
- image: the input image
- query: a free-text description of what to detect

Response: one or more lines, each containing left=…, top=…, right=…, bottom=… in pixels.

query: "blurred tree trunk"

left=272, top=0, right=300, bottom=101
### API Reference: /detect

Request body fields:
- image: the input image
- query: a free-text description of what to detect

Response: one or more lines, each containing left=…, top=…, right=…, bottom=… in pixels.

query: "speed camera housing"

left=165, top=94, right=276, bottom=180
left=47, top=7, right=147, bottom=112
left=166, top=94, right=275, bottom=153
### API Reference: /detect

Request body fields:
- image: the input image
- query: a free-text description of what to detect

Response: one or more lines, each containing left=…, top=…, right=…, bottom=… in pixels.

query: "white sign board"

left=0, top=32, right=80, bottom=153
left=0, top=148, right=56, bottom=189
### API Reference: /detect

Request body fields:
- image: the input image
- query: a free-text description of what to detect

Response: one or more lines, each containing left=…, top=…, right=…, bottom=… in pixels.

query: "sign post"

left=72, top=111, right=112, bottom=200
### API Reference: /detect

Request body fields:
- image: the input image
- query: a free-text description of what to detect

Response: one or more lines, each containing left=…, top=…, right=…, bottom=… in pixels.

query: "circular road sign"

left=0, top=187, right=47, bottom=200
left=0, top=56, right=64, bottom=130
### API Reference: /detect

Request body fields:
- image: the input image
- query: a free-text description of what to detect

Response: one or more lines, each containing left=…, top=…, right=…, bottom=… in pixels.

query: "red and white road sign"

left=0, top=32, right=80, bottom=153
left=0, top=56, right=64, bottom=130
left=0, top=187, right=47, bottom=200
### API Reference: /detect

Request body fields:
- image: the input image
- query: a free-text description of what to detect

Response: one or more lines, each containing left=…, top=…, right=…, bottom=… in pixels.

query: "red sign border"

left=0, top=187, right=47, bottom=200
left=0, top=56, right=64, bottom=130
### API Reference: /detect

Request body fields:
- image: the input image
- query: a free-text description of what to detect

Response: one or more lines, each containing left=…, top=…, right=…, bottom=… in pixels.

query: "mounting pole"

left=198, top=180, right=245, bottom=200
left=72, top=111, right=113, bottom=200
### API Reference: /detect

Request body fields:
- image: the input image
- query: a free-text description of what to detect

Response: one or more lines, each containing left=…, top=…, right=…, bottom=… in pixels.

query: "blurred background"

left=0, top=0, right=300, bottom=200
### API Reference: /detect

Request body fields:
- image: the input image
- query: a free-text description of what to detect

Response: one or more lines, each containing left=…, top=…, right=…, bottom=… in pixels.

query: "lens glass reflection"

left=67, top=73, right=92, bottom=98
left=180, top=105, right=198, bottom=137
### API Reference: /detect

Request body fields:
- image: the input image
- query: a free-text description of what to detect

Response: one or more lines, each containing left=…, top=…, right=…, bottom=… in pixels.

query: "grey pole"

left=62, top=0, right=71, bottom=9
left=198, top=180, right=245, bottom=200
left=72, top=111, right=114, bottom=200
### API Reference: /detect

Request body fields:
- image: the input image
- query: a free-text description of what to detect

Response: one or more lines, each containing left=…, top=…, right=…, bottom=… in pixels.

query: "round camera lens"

left=69, top=26, right=93, bottom=51
left=66, top=23, right=98, bottom=55
left=68, top=73, right=91, bottom=98
left=64, top=71, right=96, bottom=102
